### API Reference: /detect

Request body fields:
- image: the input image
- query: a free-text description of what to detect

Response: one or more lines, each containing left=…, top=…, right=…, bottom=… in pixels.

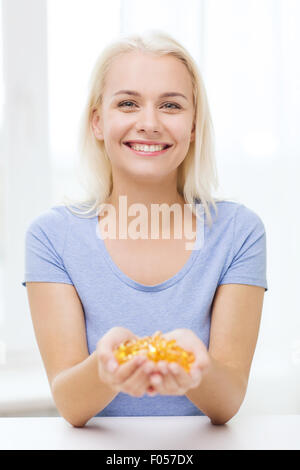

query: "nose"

left=135, top=104, right=161, bottom=134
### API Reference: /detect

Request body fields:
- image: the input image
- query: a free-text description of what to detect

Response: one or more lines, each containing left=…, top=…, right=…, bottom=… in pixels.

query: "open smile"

left=123, top=142, right=173, bottom=157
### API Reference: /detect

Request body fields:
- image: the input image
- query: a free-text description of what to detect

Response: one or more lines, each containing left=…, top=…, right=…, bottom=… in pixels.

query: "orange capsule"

left=114, top=332, right=195, bottom=372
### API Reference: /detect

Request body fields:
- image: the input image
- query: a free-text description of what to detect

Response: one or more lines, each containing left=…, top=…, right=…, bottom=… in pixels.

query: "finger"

left=156, top=360, right=168, bottom=375
left=150, top=372, right=179, bottom=395
left=112, top=355, right=147, bottom=387
left=188, top=369, right=203, bottom=388
left=149, top=363, right=185, bottom=395
left=190, top=352, right=210, bottom=376
left=148, top=360, right=167, bottom=391
left=97, top=346, right=119, bottom=377
left=155, top=361, right=194, bottom=395
left=168, top=362, right=192, bottom=390
left=96, top=348, right=118, bottom=384
left=97, top=330, right=139, bottom=374
left=122, top=360, right=156, bottom=397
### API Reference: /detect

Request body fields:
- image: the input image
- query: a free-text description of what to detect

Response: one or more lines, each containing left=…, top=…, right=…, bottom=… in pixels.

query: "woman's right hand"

left=96, top=327, right=157, bottom=398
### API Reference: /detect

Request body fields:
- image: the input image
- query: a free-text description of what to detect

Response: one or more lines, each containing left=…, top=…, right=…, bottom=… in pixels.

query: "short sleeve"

left=218, top=204, right=268, bottom=291
left=22, top=207, right=74, bottom=287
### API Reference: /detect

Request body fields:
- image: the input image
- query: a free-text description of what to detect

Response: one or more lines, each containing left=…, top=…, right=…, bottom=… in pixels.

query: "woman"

left=22, top=31, right=268, bottom=427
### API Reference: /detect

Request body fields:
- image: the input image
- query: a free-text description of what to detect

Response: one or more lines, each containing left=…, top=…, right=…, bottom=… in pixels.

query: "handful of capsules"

left=114, top=331, right=195, bottom=372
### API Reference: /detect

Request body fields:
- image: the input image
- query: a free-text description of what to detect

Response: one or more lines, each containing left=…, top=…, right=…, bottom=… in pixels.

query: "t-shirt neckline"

left=93, top=203, right=204, bottom=292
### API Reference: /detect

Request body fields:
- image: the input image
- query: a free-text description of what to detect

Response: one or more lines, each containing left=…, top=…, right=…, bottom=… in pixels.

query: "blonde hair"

left=62, top=30, right=229, bottom=227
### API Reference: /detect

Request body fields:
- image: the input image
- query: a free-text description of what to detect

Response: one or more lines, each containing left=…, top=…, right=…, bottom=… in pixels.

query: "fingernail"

left=107, top=359, right=118, bottom=372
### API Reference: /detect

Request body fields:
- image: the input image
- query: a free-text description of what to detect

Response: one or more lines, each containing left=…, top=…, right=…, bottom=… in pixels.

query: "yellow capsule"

left=114, top=332, right=195, bottom=372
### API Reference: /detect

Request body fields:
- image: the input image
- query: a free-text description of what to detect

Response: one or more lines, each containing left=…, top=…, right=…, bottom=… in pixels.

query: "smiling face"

left=92, top=51, right=195, bottom=182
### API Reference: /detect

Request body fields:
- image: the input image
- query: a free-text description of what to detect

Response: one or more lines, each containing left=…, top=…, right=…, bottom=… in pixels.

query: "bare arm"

left=26, top=282, right=157, bottom=427
left=26, top=282, right=118, bottom=427
left=186, top=284, right=265, bottom=424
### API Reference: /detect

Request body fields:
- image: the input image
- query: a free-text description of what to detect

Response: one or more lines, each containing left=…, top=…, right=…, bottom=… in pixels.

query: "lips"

left=124, top=142, right=172, bottom=149
left=123, top=142, right=172, bottom=157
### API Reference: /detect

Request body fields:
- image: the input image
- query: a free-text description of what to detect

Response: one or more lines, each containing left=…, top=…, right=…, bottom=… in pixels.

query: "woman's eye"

left=118, top=101, right=181, bottom=110
left=162, top=102, right=181, bottom=110
left=118, top=101, right=136, bottom=108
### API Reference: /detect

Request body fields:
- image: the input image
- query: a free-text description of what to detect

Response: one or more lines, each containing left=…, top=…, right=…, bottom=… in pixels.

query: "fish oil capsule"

left=114, top=332, right=195, bottom=372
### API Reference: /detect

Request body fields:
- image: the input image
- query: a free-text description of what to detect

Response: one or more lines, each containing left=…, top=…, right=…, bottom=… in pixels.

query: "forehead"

left=103, top=51, right=193, bottom=100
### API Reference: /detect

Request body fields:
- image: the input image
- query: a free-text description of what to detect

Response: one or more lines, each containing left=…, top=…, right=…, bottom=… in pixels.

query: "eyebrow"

left=113, top=90, right=188, bottom=101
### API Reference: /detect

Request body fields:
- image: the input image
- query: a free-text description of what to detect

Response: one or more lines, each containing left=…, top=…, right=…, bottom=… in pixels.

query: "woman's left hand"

left=147, top=329, right=211, bottom=396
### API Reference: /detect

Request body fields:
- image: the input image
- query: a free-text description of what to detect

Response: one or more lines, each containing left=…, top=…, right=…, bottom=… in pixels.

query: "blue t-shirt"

left=22, top=200, right=268, bottom=417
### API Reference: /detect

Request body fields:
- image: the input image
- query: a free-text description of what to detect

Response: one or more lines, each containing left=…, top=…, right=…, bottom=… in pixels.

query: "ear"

left=91, top=108, right=104, bottom=140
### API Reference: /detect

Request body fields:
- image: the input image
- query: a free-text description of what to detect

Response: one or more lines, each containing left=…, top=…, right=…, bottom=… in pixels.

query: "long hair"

left=62, top=30, right=229, bottom=227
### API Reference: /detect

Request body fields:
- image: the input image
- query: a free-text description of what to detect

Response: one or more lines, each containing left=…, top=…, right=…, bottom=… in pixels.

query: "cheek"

left=170, top=116, right=193, bottom=143
left=110, top=121, right=136, bottom=149
left=102, top=109, right=127, bottom=139
left=172, top=130, right=193, bottom=166
left=106, top=119, right=124, bottom=140
left=102, top=120, right=132, bottom=163
left=172, top=123, right=193, bottom=150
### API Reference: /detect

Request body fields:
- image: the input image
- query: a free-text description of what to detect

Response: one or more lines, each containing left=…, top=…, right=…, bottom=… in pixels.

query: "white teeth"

left=129, top=143, right=166, bottom=152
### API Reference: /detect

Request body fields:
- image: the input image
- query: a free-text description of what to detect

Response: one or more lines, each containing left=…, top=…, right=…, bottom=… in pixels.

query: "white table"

left=0, top=415, right=299, bottom=450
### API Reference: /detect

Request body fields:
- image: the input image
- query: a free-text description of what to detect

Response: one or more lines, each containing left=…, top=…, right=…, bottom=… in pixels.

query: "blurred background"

left=0, top=0, right=299, bottom=417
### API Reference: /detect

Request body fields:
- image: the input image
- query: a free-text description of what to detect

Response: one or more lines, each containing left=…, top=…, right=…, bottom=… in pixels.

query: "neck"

left=98, top=170, right=195, bottom=241
left=105, top=170, right=185, bottom=211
